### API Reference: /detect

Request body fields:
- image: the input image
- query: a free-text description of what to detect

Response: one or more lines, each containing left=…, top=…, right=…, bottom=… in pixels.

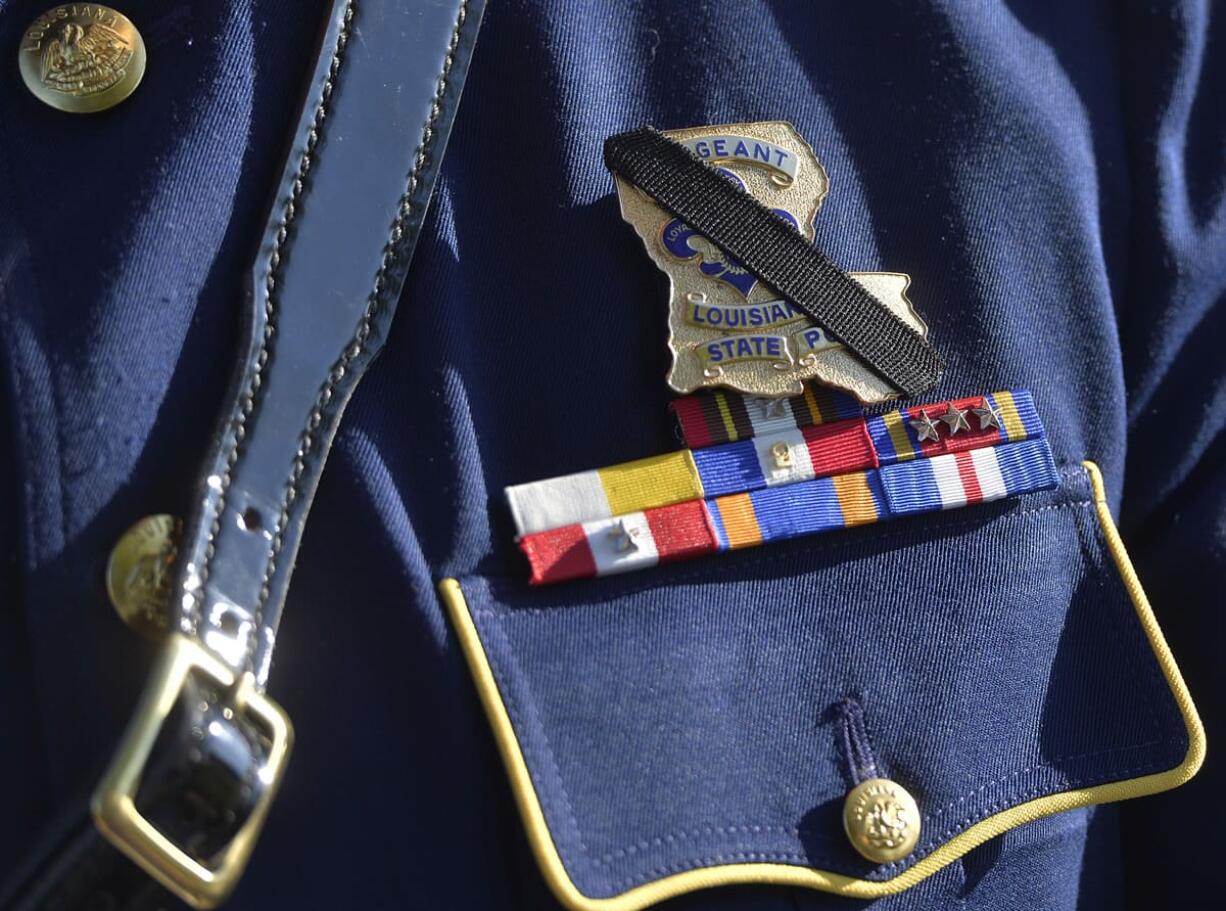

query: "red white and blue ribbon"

left=671, top=383, right=860, bottom=448
left=518, top=436, right=1058, bottom=585
left=506, top=389, right=1041, bottom=536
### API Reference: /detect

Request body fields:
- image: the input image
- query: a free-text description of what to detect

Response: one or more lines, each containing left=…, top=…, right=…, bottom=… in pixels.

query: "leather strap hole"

left=239, top=508, right=263, bottom=532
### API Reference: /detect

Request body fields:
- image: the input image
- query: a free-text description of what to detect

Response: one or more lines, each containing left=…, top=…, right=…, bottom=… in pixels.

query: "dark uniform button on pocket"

left=842, top=777, right=922, bottom=863
left=105, top=514, right=181, bottom=639
left=19, top=4, right=146, bottom=113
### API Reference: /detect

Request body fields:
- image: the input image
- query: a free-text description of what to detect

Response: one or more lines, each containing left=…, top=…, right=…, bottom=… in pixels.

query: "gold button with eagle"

left=19, top=4, right=145, bottom=113
left=842, top=777, right=922, bottom=863
left=106, top=514, right=180, bottom=639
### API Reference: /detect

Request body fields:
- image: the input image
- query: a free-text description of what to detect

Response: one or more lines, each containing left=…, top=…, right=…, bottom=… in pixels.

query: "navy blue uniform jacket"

left=0, top=1, right=1222, bottom=908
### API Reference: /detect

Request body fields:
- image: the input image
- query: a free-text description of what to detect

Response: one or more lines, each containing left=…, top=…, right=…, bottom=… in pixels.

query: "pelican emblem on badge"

left=659, top=168, right=802, bottom=298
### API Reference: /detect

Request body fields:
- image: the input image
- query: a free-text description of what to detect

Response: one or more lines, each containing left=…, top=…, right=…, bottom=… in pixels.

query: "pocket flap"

left=441, top=462, right=1202, bottom=908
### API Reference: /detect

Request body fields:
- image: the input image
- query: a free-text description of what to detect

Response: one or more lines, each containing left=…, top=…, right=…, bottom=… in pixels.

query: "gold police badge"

left=612, top=121, right=928, bottom=403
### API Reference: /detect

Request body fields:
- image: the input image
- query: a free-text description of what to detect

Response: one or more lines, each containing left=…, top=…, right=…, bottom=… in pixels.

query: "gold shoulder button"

left=106, top=514, right=180, bottom=639
left=842, top=777, right=922, bottom=863
left=19, top=4, right=146, bottom=113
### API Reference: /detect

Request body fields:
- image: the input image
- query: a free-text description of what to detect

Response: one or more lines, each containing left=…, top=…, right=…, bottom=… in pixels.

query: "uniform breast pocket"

left=440, top=462, right=1202, bottom=910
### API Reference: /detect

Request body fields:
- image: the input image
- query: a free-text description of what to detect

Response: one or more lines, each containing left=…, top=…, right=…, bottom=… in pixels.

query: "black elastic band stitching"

left=604, top=127, right=943, bottom=398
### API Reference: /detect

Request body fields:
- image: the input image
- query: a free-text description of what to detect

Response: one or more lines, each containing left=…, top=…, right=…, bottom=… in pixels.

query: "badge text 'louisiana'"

left=612, top=122, right=929, bottom=403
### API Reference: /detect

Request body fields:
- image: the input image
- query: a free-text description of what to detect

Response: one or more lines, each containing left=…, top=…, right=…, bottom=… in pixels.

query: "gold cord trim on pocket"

left=438, top=460, right=1204, bottom=908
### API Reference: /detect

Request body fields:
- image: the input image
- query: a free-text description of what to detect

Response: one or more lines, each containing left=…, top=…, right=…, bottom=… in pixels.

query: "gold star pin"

left=770, top=440, right=793, bottom=468
left=909, top=410, right=941, bottom=443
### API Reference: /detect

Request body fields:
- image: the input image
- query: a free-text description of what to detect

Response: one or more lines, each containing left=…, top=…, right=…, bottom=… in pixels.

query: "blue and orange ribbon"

left=519, top=436, right=1058, bottom=585
left=506, top=390, right=1042, bottom=536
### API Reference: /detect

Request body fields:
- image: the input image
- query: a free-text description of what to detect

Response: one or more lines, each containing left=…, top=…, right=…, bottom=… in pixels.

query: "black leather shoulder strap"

left=2, top=1, right=485, bottom=908
left=184, top=0, right=483, bottom=685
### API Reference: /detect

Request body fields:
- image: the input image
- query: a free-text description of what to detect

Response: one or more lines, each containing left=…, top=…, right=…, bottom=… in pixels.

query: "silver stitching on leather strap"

left=188, top=1, right=358, bottom=635
left=247, top=0, right=472, bottom=673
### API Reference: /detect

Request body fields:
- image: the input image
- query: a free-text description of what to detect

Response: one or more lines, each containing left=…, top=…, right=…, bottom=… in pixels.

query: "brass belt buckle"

left=91, top=634, right=293, bottom=908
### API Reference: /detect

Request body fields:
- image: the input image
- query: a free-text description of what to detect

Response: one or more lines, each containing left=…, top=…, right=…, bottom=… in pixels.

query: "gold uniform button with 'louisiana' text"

left=19, top=4, right=145, bottom=113
left=842, top=777, right=922, bottom=863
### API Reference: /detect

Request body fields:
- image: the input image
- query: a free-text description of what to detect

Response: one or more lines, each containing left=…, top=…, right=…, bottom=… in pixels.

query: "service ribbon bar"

left=866, top=389, right=1042, bottom=464
left=506, top=451, right=705, bottom=540
left=671, top=384, right=860, bottom=449
left=506, top=389, right=1041, bottom=536
left=519, top=437, right=1058, bottom=585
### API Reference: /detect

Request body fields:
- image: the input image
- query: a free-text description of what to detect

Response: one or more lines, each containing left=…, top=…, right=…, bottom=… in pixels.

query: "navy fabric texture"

left=460, top=467, right=1186, bottom=898
left=0, top=1, right=1222, bottom=909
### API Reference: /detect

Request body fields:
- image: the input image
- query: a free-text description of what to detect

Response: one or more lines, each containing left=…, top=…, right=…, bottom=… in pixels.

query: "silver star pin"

left=971, top=400, right=1001, bottom=430
left=608, top=520, right=640, bottom=554
left=909, top=410, right=941, bottom=443
left=939, top=404, right=971, bottom=435
left=754, top=397, right=788, bottom=419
